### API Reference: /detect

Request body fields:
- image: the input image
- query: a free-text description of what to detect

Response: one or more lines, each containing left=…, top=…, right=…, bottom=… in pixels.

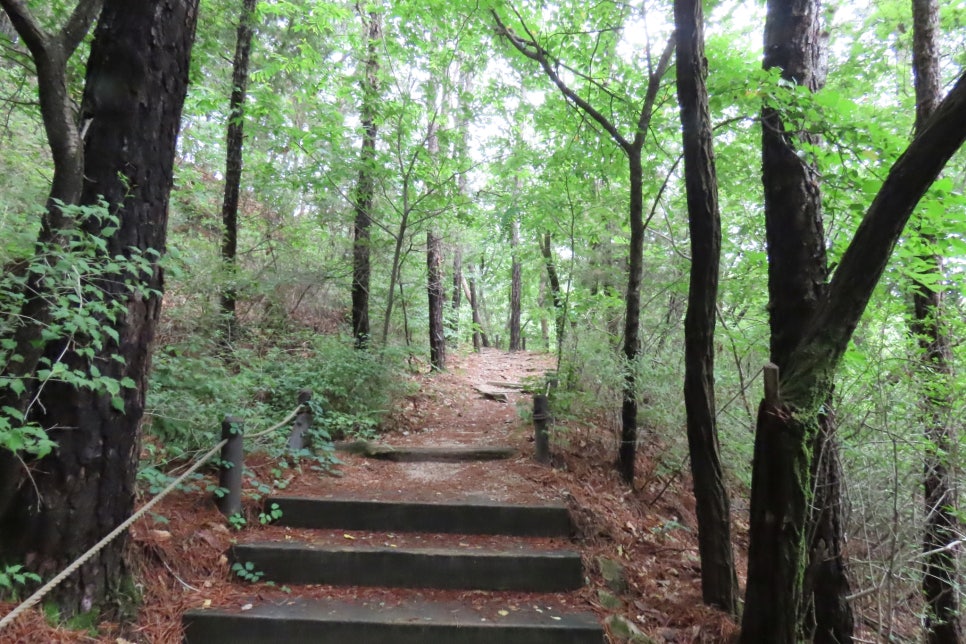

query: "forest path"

left=183, top=348, right=605, bottom=642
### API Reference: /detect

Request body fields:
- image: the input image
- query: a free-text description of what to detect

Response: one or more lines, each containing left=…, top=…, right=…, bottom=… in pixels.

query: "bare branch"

left=635, top=35, right=675, bottom=145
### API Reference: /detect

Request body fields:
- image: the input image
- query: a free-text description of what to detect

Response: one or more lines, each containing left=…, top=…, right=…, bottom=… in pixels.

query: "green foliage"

left=0, top=200, right=156, bottom=459
left=230, top=560, right=263, bottom=583
left=227, top=512, right=247, bottom=530
left=259, top=502, right=283, bottom=525
left=0, top=563, right=40, bottom=598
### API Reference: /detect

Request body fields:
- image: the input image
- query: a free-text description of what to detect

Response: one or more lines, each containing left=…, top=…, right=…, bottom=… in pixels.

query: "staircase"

left=182, top=447, right=604, bottom=643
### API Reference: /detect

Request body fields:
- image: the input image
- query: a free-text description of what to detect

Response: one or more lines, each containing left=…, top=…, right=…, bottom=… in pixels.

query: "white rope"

left=0, top=399, right=306, bottom=631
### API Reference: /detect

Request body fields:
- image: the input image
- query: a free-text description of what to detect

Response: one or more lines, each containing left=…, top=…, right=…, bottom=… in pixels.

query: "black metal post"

left=217, top=415, right=245, bottom=516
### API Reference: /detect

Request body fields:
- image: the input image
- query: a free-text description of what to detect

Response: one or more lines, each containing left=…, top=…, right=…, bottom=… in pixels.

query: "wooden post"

left=286, top=389, right=314, bottom=452
left=533, top=394, right=550, bottom=464
left=763, top=362, right=780, bottom=406
left=217, top=415, right=245, bottom=516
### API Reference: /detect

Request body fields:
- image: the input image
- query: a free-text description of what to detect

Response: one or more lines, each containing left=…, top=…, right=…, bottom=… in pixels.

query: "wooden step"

left=229, top=542, right=584, bottom=592
left=267, top=496, right=574, bottom=537
left=183, top=598, right=604, bottom=644
left=335, top=440, right=517, bottom=462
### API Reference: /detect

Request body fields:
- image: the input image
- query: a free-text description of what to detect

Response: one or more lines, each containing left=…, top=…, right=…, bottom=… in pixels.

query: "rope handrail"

left=0, top=400, right=306, bottom=632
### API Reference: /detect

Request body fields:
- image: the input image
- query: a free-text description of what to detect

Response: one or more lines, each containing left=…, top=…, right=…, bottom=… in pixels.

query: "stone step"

left=335, top=440, right=517, bottom=462
left=230, top=542, right=584, bottom=592
left=267, top=496, right=574, bottom=537
left=183, top=598, right=603, bottom=644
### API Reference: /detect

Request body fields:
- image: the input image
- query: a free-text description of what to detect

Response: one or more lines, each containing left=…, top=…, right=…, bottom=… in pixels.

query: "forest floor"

left=1, top=347, right=742, bottom=643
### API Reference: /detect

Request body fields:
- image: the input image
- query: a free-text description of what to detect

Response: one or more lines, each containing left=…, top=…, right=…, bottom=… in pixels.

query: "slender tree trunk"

left=674, top=0, right=739, bottom=615
left=910, top=0, right=960, bottom=639
left=540, top=232, right=565, bottom=350
left=0, top=0, right=198, bottom=614
left=351, top=9, right=382, bottom=349
left=743, top=0, right=853, bottom=638
left=427, top=230, right=446, bottom=371
left=618, top=149, right=644, bottom=484
left=219, top=0, right=257, bottom=344
left=468, top=275, right=483, bottom=352
left=448, top=245, right=462, bottom=344
left=509, top=217, right=522, bottom=351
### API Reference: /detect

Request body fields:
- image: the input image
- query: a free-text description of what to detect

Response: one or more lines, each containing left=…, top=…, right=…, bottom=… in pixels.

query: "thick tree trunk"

left=674, top=0, right=739, bottom=615
left=911, top=0, right=960, bottom=639
left=509, top=218, right=522, bottom=351
left=351, top=9, right=381, bottom=349
left=219, top=0, right=257, bottom=343
left=617, top=149, right=644, bottom=484
left=427, top=230, right=446, bottom=371
left=743, top=0, right=854, bottom=637
left=0, top=0, right=198, bottom=615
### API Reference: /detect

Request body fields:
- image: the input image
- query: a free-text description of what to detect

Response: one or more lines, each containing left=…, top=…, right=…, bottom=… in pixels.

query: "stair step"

left=267, top=496, right=574, bottom=537
left=183, top=598, right=604, bottom=644
left=230, top=542, right=584, bottom=591
left=335, top=440, right=517, bottom=462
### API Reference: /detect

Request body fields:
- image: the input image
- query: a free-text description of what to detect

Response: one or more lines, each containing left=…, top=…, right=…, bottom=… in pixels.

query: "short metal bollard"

left=533, top=394, right=550, bottom=464
left=216, top=416, right=245, bottom=516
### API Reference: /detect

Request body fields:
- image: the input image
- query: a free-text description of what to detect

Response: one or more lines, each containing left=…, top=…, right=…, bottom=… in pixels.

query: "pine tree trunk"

left=351, top=9, right=381, bottom=349
left=427, top=230, right=446, bottom=371
left=674, top=0, right=739, bottom=615
left=0, top=0, right=198, bottom=614
left=219, top=0, right=257, bottom=343
left=448, top=245, right=462, bottom=345
left=540, top=232, right=565, bottom=351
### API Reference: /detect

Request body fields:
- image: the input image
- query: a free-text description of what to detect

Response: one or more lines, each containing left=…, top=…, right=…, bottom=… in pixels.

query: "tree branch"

left=0, top=0, right=48, bottom=59
left=492, top=8, right=631, bottom=151
left=60, top=0, right=103, bottom=56
left=635, top=35, right=675, bottom=147
left=783, top=70, right=966, bottom=404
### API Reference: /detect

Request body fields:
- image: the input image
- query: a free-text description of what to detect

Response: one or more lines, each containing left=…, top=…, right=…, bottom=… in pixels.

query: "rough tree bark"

left=449, top=245, right=463, bottom=343
left=509, top=217, right=522, bottom=351
left=351, top=8, right=382, bottom=349
left=673, top=0, right=738, bottom=615
left=742, top=0, right=854, bottom=638
left=0, top=0, right=198, bottom=615
left=427, top=231, right=446, bottom=371
left=218, top=0, right=258, bottom=344
left=741, top=68, right=966, bottom=642
left=493, top=10, right=674, bottom=483
left=910, top=0, right=960, bottom=639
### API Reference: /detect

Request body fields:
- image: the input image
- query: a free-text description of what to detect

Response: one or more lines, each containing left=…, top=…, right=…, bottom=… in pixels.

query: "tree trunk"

left=618, top=148, right=644, bottom=484
left=910, top=0, right=960, bottom=639
left=742, top=0, right=854, bottom=637
left=218, top=0, right=257, bottom=344
left=540, top=232, right=565, bottom=351
left=448, top=245, right=462, bottom=344
left=674, top=0, right=739, bottom=615
left=351, top=9, right=381, bottom=349
left=742, top=67, right=966, bottom=644
left=0, top=0, right=198, bottom=615
left=468, top=275, right=483, bottom=352
left=509, top=217, right=522, bottom=351
left=427, top=230, right=446, bottom=371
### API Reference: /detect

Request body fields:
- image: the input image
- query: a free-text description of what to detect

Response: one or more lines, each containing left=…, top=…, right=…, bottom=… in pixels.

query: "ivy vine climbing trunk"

left=740, top=66, right=966, bottom=642
left=219, top=0, right=258, bottom=344
left=0, top=0, right=198, bottom=615
left=910, top=0, right=960, bottom=639
left=351, top=8, right=382, bottom=349
left=673, top=0, right=738, bottom=615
